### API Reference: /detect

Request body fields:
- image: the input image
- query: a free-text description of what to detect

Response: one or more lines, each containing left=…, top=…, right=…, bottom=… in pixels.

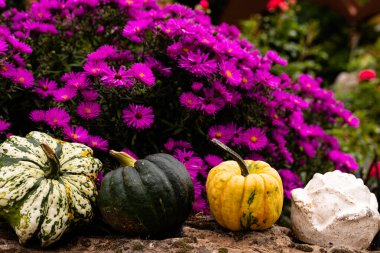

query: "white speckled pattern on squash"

left=0, top=131, right=102, bottom=247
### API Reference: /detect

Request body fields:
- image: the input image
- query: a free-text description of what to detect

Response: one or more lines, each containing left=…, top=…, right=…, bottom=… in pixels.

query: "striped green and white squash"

left=0, top=131, right=102, bottom=247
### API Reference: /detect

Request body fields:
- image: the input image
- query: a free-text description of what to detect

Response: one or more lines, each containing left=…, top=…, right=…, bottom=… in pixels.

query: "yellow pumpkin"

left=206, top=139, right=284, bottom=231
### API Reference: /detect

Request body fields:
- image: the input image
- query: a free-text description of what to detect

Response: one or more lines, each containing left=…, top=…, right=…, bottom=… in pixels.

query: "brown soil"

left=0, top=215, right=378, bottom=253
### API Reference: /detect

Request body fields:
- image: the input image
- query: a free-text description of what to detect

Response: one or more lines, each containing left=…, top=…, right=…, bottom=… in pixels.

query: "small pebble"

left=295, top=243, right=314, bottom=252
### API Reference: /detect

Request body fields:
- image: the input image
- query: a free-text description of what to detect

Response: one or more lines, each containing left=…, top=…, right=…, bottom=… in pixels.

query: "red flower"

left=369, top=161, right=380, bottom=179
left=267, top=0, right=286, bottom=11
left=358, top=69, right=377, bottom=81
left=200, top=0, right=209, bottom=9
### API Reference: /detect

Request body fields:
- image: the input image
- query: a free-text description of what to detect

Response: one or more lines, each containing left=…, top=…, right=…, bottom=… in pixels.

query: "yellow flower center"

left=38, top=13, right=43, bottom=18
left=183, top=47, right=189, bottom=53
left=226, top=70, right=232, bottom=78
left=135, top=27, right=140, bottom=32
left=139, top=73, right=145, bottom=78
left=72, top=134, right=78, bottom=139
left=126, top=0, right=133, bottom=5
left=19, top=77, right=25, bottom=82
left=0, top=65, right=7, bottom=71
left=274, top=114, right=279, bottom=119
left=215, top=132, right=222, bottom=138
left=53, top=118, right=57, bottom=123
left=62, top=95, right=68, bottom=100
left=187, top=99, right=193, bottom=104
left=250, top=136, right=258, bottom=143
left=228, top=48, right=232, bottom=53
left=92, top=142, right=98, bottom=146
left=166, top=29, right=171, bottom=33
left=242, top=77, right=247, bottom=84
left=85, top=108, right=91, bottom=114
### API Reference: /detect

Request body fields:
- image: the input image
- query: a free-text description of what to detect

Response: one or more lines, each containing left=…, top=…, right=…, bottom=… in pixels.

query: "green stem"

left=211, top=139, right=249, bottom=177
left=109, top=150, right=137, bottom=167
left=40, top=143, right=60, bottom=180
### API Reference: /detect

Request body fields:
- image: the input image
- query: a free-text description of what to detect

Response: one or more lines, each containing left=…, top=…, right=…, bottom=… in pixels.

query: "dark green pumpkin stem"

left=40, top=143, right=60, bottom=180
left=110, top=150, right=137, bottom=167
left=211, top=138, right=249, bottom=177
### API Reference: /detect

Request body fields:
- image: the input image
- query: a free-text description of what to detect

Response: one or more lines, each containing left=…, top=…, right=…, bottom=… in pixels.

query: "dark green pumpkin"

left=97, top=150, right=194, bottom=236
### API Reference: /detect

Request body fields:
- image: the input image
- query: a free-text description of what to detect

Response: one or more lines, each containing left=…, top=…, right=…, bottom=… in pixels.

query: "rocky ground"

left=1, top=215, right=379, bottom=253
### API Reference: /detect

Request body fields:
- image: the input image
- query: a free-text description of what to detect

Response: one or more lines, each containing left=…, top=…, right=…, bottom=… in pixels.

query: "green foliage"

left=333, top=81, right=380, bottom=168
left=240, top=3, right=350, bottom=82
left=240, top=8, right=326, bottom=79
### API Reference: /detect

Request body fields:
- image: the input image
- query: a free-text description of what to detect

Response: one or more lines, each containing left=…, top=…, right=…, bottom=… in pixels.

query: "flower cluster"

left=0, top=0, right=358, bottom=212
left=266, top=0, right=297, bottom=12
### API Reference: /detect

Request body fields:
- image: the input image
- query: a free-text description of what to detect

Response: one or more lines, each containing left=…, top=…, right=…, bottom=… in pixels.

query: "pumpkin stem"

left=211, top=139, right=249, bottom=177
left=110, top=150, right=137, bottom=167
left=40, top=143, right=61, bottom=180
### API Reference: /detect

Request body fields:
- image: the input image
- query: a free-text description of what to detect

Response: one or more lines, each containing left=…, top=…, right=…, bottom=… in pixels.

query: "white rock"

left=291, top=170, right=380, bottom=249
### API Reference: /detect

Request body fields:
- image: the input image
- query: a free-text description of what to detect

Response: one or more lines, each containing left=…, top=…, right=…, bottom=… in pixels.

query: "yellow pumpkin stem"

left=40, top=143, right=61, bottom=180
left=211, top=139, right=249, bottom=177
left=110, top=150, right=137, bottom=167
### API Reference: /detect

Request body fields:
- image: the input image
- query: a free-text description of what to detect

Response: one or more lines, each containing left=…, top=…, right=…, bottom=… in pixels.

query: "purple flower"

left=30, top=110, right=46, bottom=122
left=244, top=127, right=268, bottom=151
left=7, top=37, right=32, bottom=54
left=228, top=123, right=245, bottom=146
left=297, top=140, right=317, bottom=158
left=11, top=68, right=34, bottom=88
left=204, top=154, right=223, bottom=167
left=0, top=119, right=10, bottom=134
left=86, top=45, right=116, bottom=61
left=12, top=53, right=26, bottom=67
left=191, top=82, right=203, bottom=91
left=122, top=19, right=151, bottom=43
left=193, top=195, right=209, bottom=213
left=45, top=107, right=70, bottom=128
left=278, top=169, right=303, bottom=199
left=117, top=0, right=144, bottom=8
left=219, top=60, right=242, bottom=86
left=253, top=69, right=280, bottom=88
left=208, top=125, right=233, bottom=144
left=178, top=50, right=217, bottom=77
left=64, top=125, right=89, bottom=143
left=173, top=149, right=195, bottom=164
left=179, top=92, right=200, bottom=110
left=164, top=138, right=192, bottom=152
left=199, top=89, right=225, bottom=115
left=0, top=0, right=5, bottom=8
left=101, top=66, right=133, bottom=88
left=65, top=72, right=90, bottom=90
left=52, top=87, right=77, bottom=102
left=34, top=78, right=57, bottom=98
left=0, top=39, right=7, bottom=55
left=81, top=90, right=98, bottom=100
left=121, top=148, right=139, bottom=159
left=328, top=150, right=359, bottom=171
left=87, top=135, right=109, bottom=151
left=77, top=101, right=101, bottom=119
left=130, top=63, right=155, bottom=86
left=265, top=50, right=288, bottom=66
left=245, top=153, right=264, bottom=161
left=0, top=61, right=15, bottom=78
left=122, top=104, right=154, bottom=129
left=164, top=139, right=176, bottom=152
